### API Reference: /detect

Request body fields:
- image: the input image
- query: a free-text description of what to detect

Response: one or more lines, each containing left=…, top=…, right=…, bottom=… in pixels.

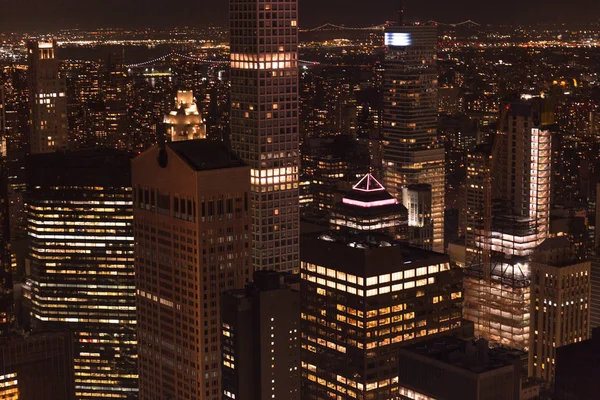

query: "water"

left=58, top=44, right=184, bottom=64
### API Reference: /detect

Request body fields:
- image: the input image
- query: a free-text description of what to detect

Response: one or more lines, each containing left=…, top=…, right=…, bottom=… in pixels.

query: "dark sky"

left=0, top=0, right=599, bottom=31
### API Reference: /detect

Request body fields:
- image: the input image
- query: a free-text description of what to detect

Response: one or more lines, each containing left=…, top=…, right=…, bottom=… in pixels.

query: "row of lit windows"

left=307, top=274, right=437, bottom=297
left=302, top=261, right=450, bottom=286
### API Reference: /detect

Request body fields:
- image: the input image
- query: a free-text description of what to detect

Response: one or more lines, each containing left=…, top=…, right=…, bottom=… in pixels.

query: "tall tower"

left=27, top=40, right=68, bottom=154
left=463, top=98, right=553, bottom=349
left=382, top=22, right=445, bottom=253
left=133, top=141, right=252, bottom=400
left=229, top=0, right=300, bottom=272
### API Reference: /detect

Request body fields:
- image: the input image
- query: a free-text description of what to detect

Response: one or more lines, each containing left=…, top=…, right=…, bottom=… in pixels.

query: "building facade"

left=0, top=331, right=74, bottom=400
left=229, top=0, right=300, bottom=272
left=464, top=99, right=553, bottom=349
left=382, top=24, right=445, bottom=253
left=27, top=40, right=68, bottom=154
left=221, top=270, right=300, bottom=400
left=133, top=141, right=251, bottom=400
left=529, top=237, right=591, bottom=383
left=26, top=149, right=137, bottom=399
left=300, top=233, right=464, bottom=399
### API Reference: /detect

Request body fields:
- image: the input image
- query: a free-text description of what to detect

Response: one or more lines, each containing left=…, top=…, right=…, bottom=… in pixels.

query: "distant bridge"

left=125, top=52, right=320, bottom=69
left=300, top=20, right=481, bottom=32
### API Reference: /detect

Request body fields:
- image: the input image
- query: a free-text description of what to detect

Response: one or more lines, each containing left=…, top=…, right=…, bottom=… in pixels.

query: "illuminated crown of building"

left=352, top=173, right=386, bottom=192
left=342, top=174, right=398, bottom=208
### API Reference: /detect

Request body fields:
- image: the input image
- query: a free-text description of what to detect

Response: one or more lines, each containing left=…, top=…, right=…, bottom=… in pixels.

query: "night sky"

left=0, top=0, right=599, bottom=31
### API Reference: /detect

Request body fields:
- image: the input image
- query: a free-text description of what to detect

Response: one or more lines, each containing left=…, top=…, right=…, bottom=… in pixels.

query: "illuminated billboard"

left=384, top=32, right=412, bottom=47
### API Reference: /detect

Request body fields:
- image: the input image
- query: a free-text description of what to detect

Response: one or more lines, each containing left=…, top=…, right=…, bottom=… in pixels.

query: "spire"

left=398, top=0, right=404, bottom=26
left=353, top=173, right=386, bottom=192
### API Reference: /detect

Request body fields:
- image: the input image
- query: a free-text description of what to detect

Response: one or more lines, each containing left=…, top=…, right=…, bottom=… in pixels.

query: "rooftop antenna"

left=398, top=0, right=405, bottom=26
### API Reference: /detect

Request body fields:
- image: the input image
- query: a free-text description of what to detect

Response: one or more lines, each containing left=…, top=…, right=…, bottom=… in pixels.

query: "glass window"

left=404, top=269, right=415, bottom=279
left=417, top=267, right=427, bottom=276
left=379, top=274, right=390, bottom=283
left=392, top=272, right=403, bottom=281
left=428, top=265, right=439, bottom=274
left=366, top=277, right=378, bottom=286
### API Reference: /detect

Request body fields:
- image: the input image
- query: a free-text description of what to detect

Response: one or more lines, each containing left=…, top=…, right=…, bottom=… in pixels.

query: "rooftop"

left=400, top=336, right=525, bottom=374
left=301, top=232, right=449, bottom=275
left=167, top=140, right=245, bottom=171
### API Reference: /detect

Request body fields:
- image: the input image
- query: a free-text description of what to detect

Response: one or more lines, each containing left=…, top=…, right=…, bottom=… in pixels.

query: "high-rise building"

left=27, top=40, right=68, bottom=154
left=402, top=184, right=434, bottom=250
left=300, top=233, right=464, bottom=399
left=330, top=173, right=408, bottom=239
left=0, top=331, right=75, bottom=400
left=397, top=337, right=525, bottom=400
left=300, top=135, right=370, bottom=220
left=529, top=237, right=591, bottom=383
left=221, top=270, right=300, bottom=400
left=0, top=87, right=11, bottom=336
left=464, top=144, right=492, bottom=268
left=382, top=23, right=445, bottom=253
left=596, top=183, right=600, bottom=250
left=490, top=100, right=551, bottom=255
left=229, top=0, right=300, bottom=272
left=26, top=149, right=137, bottom=399
left=103, top=52, right=129, bottom=150
left=133, top=140, right=251, bottom=400
left=164, top=91, right=206, bottom=142
left=591, top=253, right=600, bottom=332
left=463, top=99, right=553, bottom=349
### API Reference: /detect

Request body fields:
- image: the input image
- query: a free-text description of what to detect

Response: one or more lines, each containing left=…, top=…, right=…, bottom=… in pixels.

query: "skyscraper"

left=26, top=149, right=137, bottom=399
left=221, top=270, right=301, bottom=400
left=27, top=40, right=68, bottom=154
left=229, top=0, right=300, bottom=272
left=529, top=237, right=591, bottom=383
left=103, top=52, right=128, bottom=150
left=300, top=233, right=464, bottom=399
left=463, top=98, right=553, bottom=349
left=0, top=87, right=11, bottom=336
left=133, top=140, right=251, bottom=400
left=382, top=22, right=444, bottom=253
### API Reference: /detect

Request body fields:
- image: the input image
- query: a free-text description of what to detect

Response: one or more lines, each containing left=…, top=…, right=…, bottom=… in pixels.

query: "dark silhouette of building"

left=555, top=327, right=600, bottom=400
left=221, top=270, right=300, bottom=400
left=0, top=331, right=75, bottom=400
left=397, top=336, right=526, bottom=400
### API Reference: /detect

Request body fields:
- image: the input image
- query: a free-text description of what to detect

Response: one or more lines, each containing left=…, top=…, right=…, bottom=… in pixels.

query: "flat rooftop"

left=400, top=336, right=525, bottom=374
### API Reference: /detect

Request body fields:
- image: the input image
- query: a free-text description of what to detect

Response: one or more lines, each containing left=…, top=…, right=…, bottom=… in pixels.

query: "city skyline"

left=1, top=0, right=600, bottom=398
left=1, top=0, right=600, bottom=32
